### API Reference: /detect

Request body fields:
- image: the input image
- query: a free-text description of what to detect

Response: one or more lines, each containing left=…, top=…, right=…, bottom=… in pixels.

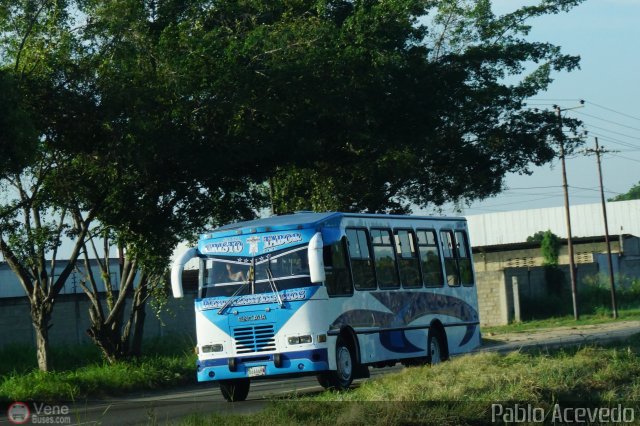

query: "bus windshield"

left=201, top=246, right=313, bottom=298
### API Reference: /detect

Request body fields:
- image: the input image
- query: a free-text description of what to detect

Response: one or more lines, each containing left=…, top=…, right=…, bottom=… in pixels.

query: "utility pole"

left=585, top=137, right=619, bottom=318
left=554, top=103, right=581, bottom=320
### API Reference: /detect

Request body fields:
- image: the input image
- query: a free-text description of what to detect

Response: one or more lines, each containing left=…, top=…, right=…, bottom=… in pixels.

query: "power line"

left=585, top=101, right=640, bottom=123
left=579, top=122, right=640, bottom=142
left=610, top=153, right=640, bottom=164
left=588, top=132, right=638, bottom=150
left=527, top=99, right=640, bottom=122
left=504, top=185, right=562, bottom=190
left=570, top=185, right=620, bottom=195
left=469, top=194, right=563, bottom=209
left=527, top=98, right=583, bottom=102
left=571, top=110, right=640, bottom=132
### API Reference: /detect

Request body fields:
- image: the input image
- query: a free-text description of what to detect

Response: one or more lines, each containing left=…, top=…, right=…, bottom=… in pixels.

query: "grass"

left=3, top=314, right=640, bottom=422
left=180, top=335, right=640, bottom=425
left=482, top=308, right=640, bottom=336
left=0, top=335, right=197, bottom=404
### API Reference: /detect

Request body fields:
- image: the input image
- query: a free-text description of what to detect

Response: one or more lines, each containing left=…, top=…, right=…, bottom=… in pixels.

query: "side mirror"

left=308, top=232, right=326, bottom=284
left=171, top=247, right=197, bottom=298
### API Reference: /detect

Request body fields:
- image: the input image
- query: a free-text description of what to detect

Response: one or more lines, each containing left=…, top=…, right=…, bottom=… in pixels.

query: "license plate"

left=247, top=365, right=266, bottom=377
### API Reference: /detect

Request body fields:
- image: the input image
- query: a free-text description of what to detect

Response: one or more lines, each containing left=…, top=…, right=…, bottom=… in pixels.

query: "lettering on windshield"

left=199, top=289, right=308, bottom=310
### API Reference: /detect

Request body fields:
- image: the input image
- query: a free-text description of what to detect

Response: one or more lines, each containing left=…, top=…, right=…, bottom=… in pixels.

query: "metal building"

left=466, top=199, right=640, bottom=247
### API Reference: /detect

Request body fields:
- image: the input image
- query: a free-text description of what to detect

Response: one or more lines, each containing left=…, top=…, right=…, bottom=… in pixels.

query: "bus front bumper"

left=196, top=348, right=329, bottom=382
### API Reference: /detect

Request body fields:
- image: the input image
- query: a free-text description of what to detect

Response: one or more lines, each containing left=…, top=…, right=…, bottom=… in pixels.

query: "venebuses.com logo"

left=6, top=401, right=71, bottom=424
left=7, top=402, right=30, bottom=424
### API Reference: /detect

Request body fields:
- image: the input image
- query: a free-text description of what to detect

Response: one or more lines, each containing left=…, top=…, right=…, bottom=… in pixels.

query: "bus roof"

left=202, top=211, right=466, bottom=240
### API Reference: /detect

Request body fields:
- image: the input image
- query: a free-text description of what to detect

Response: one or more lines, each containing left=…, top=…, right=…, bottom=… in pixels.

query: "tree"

left=529, top=230, right=564, bottom=295
left=253, top=0, right=585, bottom=213
left=2, top=0, right=267, bottom=365
left=49, top=0, right=267, bottom=361
left=0, top=0, right=102, bottom=372
left=0, top=0, right=587, bottom=365
left=609, top=181, right=640, bottom=202
left=541, top=231, right=560, bottom=267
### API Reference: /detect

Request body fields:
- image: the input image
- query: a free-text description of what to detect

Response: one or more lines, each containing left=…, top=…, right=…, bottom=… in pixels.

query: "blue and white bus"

left=171, top=212, right=480, bottom=401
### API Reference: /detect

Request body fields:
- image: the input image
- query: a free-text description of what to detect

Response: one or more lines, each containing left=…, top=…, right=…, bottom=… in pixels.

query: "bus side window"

left=371, top=229, right=400, bottom=289
left=324, top=238, right=354, bottom=296
left=455, top=231, right=474, bottom=286
left=394, top=230, right=421, bottom=288
left=440, top=230, right=460, bottom=286
left=346, top=228, right=376, bottom=290
left=417, top=229, right=444, bottom=287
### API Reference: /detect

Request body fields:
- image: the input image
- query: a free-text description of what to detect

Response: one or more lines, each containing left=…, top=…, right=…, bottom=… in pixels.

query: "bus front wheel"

left=316, top=337, right=354, bottom=390
left=219, top=378, right=250, bottom=402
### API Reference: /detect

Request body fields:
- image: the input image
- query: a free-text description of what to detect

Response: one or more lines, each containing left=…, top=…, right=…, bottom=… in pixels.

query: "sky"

left=423, top=0, right=640, bottom=217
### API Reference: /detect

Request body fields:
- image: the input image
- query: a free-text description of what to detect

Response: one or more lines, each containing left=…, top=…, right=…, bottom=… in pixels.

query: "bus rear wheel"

left=219, top=378, right=250, bottom=402
left=316, top=337, right=354, bottom=390
left=427, top=328, right=448, bottom=365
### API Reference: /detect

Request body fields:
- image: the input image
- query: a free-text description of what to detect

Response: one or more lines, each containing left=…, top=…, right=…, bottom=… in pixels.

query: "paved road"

left=2, top=321, right=639, bottom=425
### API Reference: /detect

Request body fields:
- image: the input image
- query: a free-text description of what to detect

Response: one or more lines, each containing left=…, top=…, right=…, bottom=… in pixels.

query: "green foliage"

left=0, top=344, right=102, bottom=377
left=520, top=274, right=640, bottom=320
left=0, top=71, right=36, bottom=175
left=262, top=0, right=586, bottom=212
left=484, top=308, right=640, bottom=335
left=0, top=354, right=195, bottom=402
left=609, top=181, right=640, bottom=202
left=580, top=274, right=640, bottom=312
left=533, top=230, right=561, bottom=266
left=526, top=231, right=546, bottom=243
left=0, top=335, right=196, bottom=402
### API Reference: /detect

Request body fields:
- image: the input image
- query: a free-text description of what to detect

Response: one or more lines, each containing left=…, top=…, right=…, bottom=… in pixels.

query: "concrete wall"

left=473, top=240, right=623, bottom=273
left=0, top=292, right=197, bottom=348
left=476, top=270, right=509, bottom=326
left=476, top=263, right=602, bottom=326
left=0, top=259, right=124, bottom=298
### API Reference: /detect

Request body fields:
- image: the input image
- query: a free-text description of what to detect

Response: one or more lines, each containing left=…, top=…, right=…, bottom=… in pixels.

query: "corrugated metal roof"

left=466, top=199, right=640, bottom=247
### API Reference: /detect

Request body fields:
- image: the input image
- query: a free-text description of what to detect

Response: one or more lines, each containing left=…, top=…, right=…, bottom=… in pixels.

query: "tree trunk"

left=31, top=300, right=53, bottom=372
left=86, top=321, right=122, bottom=364
left=130, top=284, right=148, bottom=357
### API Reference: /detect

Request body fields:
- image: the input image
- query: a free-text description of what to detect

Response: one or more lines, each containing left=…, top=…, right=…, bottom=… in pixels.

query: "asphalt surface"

left=2, top=320, right=639, bottom=425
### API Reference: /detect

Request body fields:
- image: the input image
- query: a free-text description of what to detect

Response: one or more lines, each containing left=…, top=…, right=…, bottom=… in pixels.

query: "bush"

left=580, top=274, right=640, bottom=313
left=521, top=273, right=640, bottom=320
left=521, top=294, right=573, bottom=320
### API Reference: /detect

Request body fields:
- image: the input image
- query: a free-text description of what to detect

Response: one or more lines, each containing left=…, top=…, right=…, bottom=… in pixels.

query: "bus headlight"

left=202, top=344, right=224, bottom=353
left=298, top=335, right=312, bottom=344
left=288, top=335, right=312, bottom=345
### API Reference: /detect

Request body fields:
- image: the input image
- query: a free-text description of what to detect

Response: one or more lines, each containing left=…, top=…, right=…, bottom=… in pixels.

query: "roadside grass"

left=180, top=334, right=640, bottom=426
left=482, top=308, right=640, bottom=336
left=0, top=335, right=197, bottom=403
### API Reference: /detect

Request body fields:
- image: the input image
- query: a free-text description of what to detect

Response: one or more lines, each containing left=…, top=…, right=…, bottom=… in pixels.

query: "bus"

left=171, top=212, right=480, bottom=401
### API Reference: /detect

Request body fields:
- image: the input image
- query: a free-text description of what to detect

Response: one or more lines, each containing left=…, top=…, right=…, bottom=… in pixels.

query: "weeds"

left=0, top=335, right=196, bottom=402
left=179, top=335, right=640, bottom=425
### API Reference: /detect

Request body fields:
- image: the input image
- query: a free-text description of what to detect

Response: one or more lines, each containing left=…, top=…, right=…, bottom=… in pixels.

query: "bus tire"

left=427, top=328, right=448, bottom=365
left=219, top=378, right=250, bottom=402
left=317, top=336, right=354, bottom=390
left=316, top=373, right=332, bottom=389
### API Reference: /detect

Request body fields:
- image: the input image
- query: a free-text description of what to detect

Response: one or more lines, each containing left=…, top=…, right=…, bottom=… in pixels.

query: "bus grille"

left=233, top=325, right=276, bottom=354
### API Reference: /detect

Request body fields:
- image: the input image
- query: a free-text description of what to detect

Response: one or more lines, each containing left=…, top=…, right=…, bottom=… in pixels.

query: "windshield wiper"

left=266, top=261, right=285, bottom=308
left=217, top=265, right=254, bottom=315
